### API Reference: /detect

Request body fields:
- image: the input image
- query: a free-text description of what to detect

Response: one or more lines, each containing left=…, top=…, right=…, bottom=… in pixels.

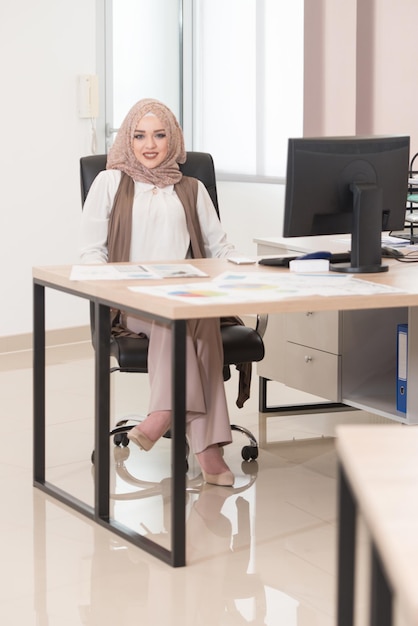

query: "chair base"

left=111, top=419, right=258, bottom=462
left=90, top=418, right=259, bottom=465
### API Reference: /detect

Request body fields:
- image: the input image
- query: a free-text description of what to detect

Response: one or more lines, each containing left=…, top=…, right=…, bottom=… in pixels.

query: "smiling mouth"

left=143, top=152, right=158, bottom=159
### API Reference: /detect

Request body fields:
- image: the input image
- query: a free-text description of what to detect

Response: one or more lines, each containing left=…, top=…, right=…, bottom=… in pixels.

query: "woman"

left=80, top=98, right=236, bottom=486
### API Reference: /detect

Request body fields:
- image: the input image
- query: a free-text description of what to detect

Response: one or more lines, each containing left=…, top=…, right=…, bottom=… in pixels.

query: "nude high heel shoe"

left=127, top=428, right=155, bottom=451
left=201, top=470, right=234, bottom=487
left=127, top=411, right=171, bottom=451
left=197, top=444, right=234, bottom=486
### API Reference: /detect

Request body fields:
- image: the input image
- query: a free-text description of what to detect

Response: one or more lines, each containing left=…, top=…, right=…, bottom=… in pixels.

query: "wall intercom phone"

left=78, top=74, right=99, bottom=118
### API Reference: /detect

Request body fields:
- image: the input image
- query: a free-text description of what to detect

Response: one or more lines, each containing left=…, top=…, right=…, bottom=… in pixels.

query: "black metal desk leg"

left=370, top=542, right=392, bottom=626
left=259, top=376, right=268, bottom=413
left=94, top=302, right=111, bottom=521
left=337, top=464, right=357, bottom=626
left=33, top=282, right=46, bottom=485
left=171, top=319, right=187, bottom=567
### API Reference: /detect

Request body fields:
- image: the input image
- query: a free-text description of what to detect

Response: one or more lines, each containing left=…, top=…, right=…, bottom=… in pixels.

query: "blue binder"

left=397, top=323, right=408, bottom=413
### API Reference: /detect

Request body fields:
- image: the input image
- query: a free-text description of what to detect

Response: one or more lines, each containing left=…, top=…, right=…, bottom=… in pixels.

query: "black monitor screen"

left=283, top=135, right=410, bottom=273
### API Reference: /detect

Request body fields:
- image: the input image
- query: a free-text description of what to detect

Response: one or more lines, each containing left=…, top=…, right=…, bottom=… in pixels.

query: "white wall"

left=0, top=0, right=96, bottom=338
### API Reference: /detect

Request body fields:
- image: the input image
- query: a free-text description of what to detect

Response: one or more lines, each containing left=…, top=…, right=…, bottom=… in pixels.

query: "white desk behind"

left=254, top=235, right=418, bottom=428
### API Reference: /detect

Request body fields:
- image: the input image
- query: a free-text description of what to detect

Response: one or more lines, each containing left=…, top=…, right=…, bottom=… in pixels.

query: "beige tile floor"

left=0, top=341, right=408, bottom=625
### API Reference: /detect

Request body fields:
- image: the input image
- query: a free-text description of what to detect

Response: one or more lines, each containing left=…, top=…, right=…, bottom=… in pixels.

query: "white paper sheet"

left=129, top=271, right=406, bottom=305
left=70, top=263, right=207, bottom=281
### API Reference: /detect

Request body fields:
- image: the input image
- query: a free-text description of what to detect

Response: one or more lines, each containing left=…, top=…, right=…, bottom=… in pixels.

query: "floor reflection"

left=1, top=343, right=354, bottom=624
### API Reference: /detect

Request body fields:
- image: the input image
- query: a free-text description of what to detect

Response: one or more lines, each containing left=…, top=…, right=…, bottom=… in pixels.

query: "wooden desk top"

left=33, top=256, right=418, bottom=320
left=254, top=234, right=353, bottom=254
left=337, top=425, right=418, bottom=626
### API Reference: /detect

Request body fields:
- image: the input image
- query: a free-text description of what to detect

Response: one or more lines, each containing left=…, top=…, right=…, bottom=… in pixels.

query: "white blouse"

left=79, top=169, right=235, bottom=263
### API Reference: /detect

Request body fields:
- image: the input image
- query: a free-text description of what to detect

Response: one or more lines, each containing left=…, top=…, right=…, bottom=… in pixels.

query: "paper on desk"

left=70, top=263, right=207, bottom=281
left=141, top=263, right=208, bottom=278
left=381, top=235, right=415, bottom=247
left=129, top=271, right=406, bottom=305
left=336, top=235, right=409, bottom=247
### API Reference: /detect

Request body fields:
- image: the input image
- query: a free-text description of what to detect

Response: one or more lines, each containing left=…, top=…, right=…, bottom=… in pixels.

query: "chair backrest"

left=80, top=151, right=219, bottom=216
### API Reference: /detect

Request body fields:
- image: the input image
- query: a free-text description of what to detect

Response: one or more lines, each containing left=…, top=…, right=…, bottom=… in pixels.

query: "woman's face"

left=132, top=114, right=169, bottom=169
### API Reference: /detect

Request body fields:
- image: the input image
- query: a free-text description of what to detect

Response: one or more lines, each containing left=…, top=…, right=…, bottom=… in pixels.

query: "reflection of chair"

left=76, top=463, right=263, bottom=624
left=108, top=445, right=258, bottom=504
left=80, top=152, right=265, bottom=462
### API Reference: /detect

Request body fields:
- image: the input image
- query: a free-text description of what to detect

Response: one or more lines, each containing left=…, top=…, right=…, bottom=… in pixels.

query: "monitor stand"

left=331, top=182, right=389, bottom=274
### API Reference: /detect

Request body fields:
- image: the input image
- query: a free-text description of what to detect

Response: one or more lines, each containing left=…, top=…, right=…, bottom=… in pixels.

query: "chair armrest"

left=255, top=314, right=268, bottom=338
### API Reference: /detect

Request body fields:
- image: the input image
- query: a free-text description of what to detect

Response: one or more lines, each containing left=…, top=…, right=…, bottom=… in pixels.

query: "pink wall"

left=304, top=0, right=418, bottom=158
left=304, top=0, right=357, bottom=136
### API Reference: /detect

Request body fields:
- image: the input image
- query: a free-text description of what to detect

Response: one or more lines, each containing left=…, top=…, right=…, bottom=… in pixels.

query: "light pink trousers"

left=124, top=314, right=232, bottom=454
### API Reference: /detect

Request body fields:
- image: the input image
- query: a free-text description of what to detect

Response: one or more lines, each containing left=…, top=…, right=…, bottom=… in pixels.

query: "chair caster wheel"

left=241, top=445, right=258, bottom=461
left=114, top=432, right=130, bottom=447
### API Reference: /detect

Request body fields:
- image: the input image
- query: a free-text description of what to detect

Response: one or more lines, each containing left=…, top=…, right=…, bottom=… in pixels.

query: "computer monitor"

left=283, top=135, right=410, bottom=273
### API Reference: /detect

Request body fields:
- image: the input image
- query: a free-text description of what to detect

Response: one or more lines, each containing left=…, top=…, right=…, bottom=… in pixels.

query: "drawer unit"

left=285, top=310, right=340, bottom=354
left=258, top=310, right=341, bottom=397
left=284, top=341, right=341, bottom=401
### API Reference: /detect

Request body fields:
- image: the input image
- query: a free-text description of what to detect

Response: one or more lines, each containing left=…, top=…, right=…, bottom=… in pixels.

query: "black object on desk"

left=381, top=246, right=404, bottom=258
left=259, top=252, right=351, bottom=267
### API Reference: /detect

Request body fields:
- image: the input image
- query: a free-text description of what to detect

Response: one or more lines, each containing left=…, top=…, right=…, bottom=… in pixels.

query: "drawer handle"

left=304, top=355, right=313, bottom=363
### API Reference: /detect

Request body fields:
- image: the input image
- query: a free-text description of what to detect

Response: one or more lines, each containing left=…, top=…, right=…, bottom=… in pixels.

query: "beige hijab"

left=106, top=98, right=186, bottom=187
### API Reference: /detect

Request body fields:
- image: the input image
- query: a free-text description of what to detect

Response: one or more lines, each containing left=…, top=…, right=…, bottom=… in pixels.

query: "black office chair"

left=80, top=152, right=265, bottom=462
